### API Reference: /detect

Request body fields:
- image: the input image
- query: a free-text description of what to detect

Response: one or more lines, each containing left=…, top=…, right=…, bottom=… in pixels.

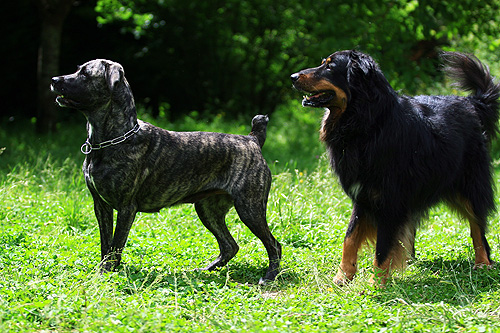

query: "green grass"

left=1, top=105, right=500, bottom=332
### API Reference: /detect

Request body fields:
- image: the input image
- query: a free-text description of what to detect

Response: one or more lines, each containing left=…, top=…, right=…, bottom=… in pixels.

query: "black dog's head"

left=291, top=51, right=350, bottom=111
left=291, top=50, right=392, bottom=117
left=51, top=59, right=127, bottom=112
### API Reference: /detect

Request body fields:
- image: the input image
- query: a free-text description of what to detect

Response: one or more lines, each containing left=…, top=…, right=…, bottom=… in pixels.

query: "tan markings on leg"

left=470, top=221, right=492, bottom=268
left=370, top=224, right=416, bottom=286
left=447, top=196, right=492, bottom=268
left=334, top=217, right=376, bottom=285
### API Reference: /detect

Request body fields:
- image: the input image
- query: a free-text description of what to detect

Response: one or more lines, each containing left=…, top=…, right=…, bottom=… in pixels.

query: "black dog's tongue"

left=302, top=92, right=336, bottom=107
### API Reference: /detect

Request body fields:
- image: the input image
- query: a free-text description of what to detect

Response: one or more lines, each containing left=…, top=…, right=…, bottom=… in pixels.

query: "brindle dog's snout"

left=51, top=76, right=66, bottom=92
left=51, top=76, right=65, bottom=90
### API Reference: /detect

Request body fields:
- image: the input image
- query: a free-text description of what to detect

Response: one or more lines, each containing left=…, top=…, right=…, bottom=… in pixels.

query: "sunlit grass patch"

left=1, top=111, right=500, bottom=332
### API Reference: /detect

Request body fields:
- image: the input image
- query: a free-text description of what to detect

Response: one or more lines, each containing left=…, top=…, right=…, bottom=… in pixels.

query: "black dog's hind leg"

left=195, top=195, right=239, bottom=271
left=448, top=195, right=494, bottom=268
left=470, top=221, right=492, bottom=268
left=450, top=146, right=495, bottom=268
left=233, top=196, right=282, bottom=285
left=102, top=204, right=138, bottom=272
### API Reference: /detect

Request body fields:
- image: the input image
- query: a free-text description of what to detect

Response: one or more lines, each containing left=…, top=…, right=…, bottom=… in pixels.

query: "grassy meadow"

left=1, top=103, right=500, bottom=332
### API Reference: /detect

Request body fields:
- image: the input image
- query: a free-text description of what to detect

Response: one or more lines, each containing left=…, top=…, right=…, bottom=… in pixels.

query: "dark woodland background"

left=2, top=0, right=500, bottom=133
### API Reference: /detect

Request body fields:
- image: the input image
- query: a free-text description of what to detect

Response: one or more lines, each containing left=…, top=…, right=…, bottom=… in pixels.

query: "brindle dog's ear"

left=106, top=62, right=124, bottom=92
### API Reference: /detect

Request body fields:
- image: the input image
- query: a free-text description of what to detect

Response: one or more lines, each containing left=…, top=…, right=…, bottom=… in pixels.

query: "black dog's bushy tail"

left=249, top=115, right=269, bottom=148
left=442, top=52, right=500, bottom=140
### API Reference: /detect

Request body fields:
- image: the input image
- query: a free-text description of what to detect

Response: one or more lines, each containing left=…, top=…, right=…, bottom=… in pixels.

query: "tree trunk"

left=36, top=0, right=73, bottom=133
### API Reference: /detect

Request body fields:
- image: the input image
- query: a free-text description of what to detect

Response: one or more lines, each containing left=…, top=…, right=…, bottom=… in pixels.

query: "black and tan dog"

left=291, top=50, right=499, bottom=285
left=51, top=59, right=281, bottom=284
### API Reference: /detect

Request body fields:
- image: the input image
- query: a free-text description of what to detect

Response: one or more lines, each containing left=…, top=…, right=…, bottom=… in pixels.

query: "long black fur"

left=292, top=50, right=499, bottom=280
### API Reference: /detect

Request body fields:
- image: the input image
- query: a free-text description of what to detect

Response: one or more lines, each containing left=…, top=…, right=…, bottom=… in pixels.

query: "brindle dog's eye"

left=80, top=69, right=90, bottom=78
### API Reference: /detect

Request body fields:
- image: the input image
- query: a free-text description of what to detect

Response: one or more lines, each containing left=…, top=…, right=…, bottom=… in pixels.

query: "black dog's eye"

left=322, top=57, right=336, bottom=71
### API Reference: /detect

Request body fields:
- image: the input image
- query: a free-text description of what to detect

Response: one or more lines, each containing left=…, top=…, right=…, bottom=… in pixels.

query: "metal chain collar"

left=80, top=123, right=141, bottom=155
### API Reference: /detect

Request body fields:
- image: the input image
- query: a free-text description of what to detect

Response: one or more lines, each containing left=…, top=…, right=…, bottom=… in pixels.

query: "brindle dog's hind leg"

left=195, top=195, right=239, bottom=271
left=233, top=195, right=282, bottom=285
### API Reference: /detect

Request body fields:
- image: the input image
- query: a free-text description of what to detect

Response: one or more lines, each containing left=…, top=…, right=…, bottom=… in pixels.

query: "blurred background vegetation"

left=2, top=0, right=500, bottom=134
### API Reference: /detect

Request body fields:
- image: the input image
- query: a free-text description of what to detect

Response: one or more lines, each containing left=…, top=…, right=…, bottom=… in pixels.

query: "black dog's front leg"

left=102, top=205, right=138, bottom=272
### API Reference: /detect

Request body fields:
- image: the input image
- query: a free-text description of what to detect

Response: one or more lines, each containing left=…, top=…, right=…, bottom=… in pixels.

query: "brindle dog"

left=51, top=59, right=281, bottom=284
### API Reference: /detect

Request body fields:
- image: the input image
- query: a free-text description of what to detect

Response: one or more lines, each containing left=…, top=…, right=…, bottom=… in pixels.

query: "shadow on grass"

left=113, top=261, right=299, bottom=294
left=376, top=258, right=500, bottom=306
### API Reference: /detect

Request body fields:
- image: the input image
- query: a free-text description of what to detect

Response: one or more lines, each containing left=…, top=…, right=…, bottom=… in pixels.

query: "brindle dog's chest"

left=83, top=157, right=137, bottom=209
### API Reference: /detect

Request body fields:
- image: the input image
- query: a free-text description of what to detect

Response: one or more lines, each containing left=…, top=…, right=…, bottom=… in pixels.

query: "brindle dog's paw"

left=196, top=257, right=228, bottom=272
left=258, top=277, right=269, bottom=286
left=258, top=271, right=278, bottom=286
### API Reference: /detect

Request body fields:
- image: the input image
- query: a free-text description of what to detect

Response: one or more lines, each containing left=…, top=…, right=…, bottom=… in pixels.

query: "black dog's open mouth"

left=302, top=91, right=336, bottom=107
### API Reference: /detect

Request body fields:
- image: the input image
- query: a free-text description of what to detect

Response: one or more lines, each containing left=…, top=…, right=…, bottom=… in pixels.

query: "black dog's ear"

left=106, top=62, right=124, bottom=92
left=347, top=50, right=371, bottom=76
left=346, top=50, right=395, bottom=108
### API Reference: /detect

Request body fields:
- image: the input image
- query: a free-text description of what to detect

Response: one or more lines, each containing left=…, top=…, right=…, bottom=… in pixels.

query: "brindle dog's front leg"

left=102, top=205, right=138, bottom=272
left=89, top=190, right=114, bottom=265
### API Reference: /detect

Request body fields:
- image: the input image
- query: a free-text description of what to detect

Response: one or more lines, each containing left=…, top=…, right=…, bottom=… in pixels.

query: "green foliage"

left=95, top=0, right=154, bottom=38
left=94, top=0, right=313, bottom=118
left=92, top=0, right=500, bottom=120
left=305, top=0, right=500, bottom=93
left=1, top=111, right=500, bottom=332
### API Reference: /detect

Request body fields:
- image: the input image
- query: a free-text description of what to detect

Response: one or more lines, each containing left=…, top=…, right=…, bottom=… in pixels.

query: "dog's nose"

left=290, top=73, right=300, bottom=83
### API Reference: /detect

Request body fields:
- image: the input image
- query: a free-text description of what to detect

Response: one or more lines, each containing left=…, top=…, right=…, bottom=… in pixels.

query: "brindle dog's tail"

left=249, top=115, right=269, bottom=148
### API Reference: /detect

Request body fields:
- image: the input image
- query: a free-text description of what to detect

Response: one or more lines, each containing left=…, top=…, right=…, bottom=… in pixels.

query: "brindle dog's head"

left=51, top=59, right=125, bottom=112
